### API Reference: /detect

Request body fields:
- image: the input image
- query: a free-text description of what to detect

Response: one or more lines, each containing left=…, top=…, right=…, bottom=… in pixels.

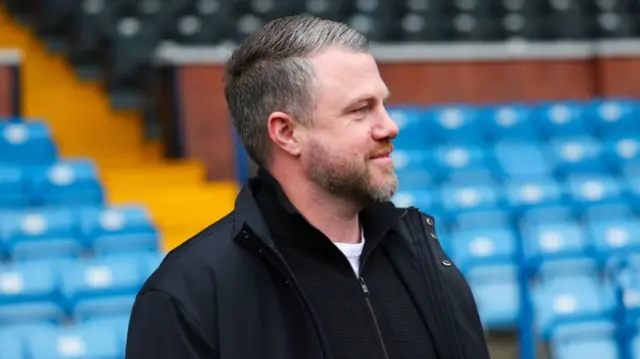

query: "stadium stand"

left=0, top=119, right=165, bottom=358
left=0, top=1, right=639, bottom=359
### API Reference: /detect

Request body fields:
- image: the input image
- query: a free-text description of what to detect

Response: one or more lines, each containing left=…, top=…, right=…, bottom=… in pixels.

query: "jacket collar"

left=232, top=167, right=406, bottom=254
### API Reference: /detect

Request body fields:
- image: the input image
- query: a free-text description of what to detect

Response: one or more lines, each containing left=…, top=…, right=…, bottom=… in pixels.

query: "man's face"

left=300, top=47, right=399, bottom=205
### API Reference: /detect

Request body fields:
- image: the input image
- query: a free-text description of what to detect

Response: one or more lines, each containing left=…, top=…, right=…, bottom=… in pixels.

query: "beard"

left=305, top=138, right=398, bottom=204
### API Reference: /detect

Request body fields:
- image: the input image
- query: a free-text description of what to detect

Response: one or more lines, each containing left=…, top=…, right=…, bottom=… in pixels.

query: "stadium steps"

left=0, top=7, right=238, bottom=251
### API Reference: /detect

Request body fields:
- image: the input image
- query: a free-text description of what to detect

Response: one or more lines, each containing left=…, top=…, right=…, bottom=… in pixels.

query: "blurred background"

left=0, top=0, right=639, bottom=358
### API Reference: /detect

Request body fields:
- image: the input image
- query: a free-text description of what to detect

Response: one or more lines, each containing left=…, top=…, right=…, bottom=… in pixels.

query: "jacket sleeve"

left=126, top=290, right=216, bottom=358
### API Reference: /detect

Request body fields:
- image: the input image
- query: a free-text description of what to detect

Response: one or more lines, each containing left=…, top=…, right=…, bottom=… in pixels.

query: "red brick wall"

left=0, top=65, right=16, bottom=118
left=175, top=58, right=640, bottom=181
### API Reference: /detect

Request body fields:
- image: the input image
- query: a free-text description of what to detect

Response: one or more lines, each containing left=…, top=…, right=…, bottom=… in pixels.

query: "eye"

left=354, top=106, right=370, bottom=114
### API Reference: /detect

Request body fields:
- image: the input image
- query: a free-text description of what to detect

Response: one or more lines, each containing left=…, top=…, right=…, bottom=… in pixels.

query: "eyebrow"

left=348, top=90, right=391, bottom=107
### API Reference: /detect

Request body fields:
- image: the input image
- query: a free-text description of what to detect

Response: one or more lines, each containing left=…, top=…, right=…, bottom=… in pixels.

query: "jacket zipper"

left=241, top=228, right=333, bottom=359
left=410, top=208, right=464, bottom=359
left=358, top=277, right=391, bottom=359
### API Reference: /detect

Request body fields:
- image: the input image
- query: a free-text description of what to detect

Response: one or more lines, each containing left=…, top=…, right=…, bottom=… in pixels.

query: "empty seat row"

left=0, top=252, right=162, bottom=324
left=390, top=100, right=640, bottom=147
left=0, top=121, right=57, bottom=165
left=393, top=136, right=640, bottom=185
left=0, top=159, right=104, bottom=208
left=0, top=319, right=129, bottom=359
left=393, top=174, right=640, bottom=218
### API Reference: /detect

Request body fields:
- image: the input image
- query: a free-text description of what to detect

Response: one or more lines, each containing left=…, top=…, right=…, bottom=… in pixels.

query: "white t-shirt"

left=333, top=230, right=365, bottom=277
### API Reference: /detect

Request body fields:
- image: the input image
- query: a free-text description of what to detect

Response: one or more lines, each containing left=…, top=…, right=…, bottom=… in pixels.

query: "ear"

left=267, top=111, right=302, bottom=157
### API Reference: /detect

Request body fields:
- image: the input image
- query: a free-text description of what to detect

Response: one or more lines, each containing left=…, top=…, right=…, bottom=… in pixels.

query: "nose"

left=372, top=107, right=399, bottom=141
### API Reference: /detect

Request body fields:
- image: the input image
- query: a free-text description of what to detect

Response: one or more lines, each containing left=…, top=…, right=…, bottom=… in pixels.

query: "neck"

left=271, top=169, right=363, bottom=244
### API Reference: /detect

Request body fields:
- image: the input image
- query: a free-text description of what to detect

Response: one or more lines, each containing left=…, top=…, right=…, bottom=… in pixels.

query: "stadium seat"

left=28, top=159, right=104, bottom=207
left=0, top=208, right=83, bottom=261
left=522, top=220, right=590, bottom=267
left=479, top=103, right=539, bottom=141
left=79, top=205, right=159, bottom=255
left=391, top=189, right=440, bottom=213
left=449, top=227, right=516, bottom=270
left=523, top=204, right=577, bottom=224
left=466, top=264, right=520, bottom=329
left=582, top=202, right=634, bottom=222
left=493, top=141, right=552, bottom=178
left=0, top=165, right=29, bottom=208
left=537, top=257, right=600, bottom=282
left=453, top=209, right=512, bottom=231
left=603, top=134, right=640, bottom=172
left=433, top=144, right=494, bottom=182
left=533, top=276, right=615, bottom=339
left=0, top=121, right=57, bottom=166
left=504, top=178, right=563, bottom=211
left=532, top=101, right=589, bottom=138
left=546, top=136, right=607, bottom=176
left=589, top=219, right=640, bottom=261
left=388, top=106, right=431, bottom=149
left=549, top=320, right=619, bottom=359
left=60, top=256, right=145, bottom=311
left=26, top=324, right=121, bottom=359
left=440, top=183, right=501, bottom=214
left=426, top=105, right=484, bottom=144
left=74, top=294, right=135, bottom=321
left=83, top=314, right=130, bottom=350
left=0, top=261, right=64, bottom=324
left=391, top=149, right=436, bottom=189
left=583, top=99, right=639, bottom=136
left=563, top=175, right=624, bottom=210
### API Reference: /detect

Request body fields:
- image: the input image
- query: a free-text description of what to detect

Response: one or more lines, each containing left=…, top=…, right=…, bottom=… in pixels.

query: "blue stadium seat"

left=453, top=210, right=512, bottom=231
left=0, top=261, right=64, bottom=324
left=29, top=159, right=104, bottom=207
left=523, top=220, right=590, bottom=267
left=493, top=141, right=552, bottom=178
left=449, top=228, right=516, bottom=270
left=532, top=101, right=589, bottom=138
left=391, top=189, right=440, bottom=213
left=83, top=314, right=130, bottom=351
left=0, top=165, right=29, bottom=208
left=533, top=276, right=615, bottom=339
left=582, top=202, right=634, bottom=222
left=465, top=264, right=519, bottom=329
left=0, top=322, right=56, bottom=358
left=426, top=105, right=484, bottom=144
left=537, top=257, right=599, bottom=282
left=0, top=121, right=57, bottom=166
left=74, top=294, right=135, bottom=321
left=504, top=178, right=563, bottom=211
left=520, top=205, right=576, bottom=224
left=60, top=256, right=144, bottom=311
left=387, top=107, right=431, bottom=149
left=583, top=99, right=639, bottom=136
left=433, top=144, right=494, bottom=182
left=391, top=149, right=436, bottom=189
left=547, top=136, right=607, bottom=176
left=26, top=324, right=121, bottom=359
left=0, top=208, right=82, bottom=261
left=589, top=219, right=640, bottom=261
left=440, top=183, right=501, bottom=214
left=549, top=320, right=619, bottom=359
left=564, top=175, right=624, bottom=210
left=79, top=205, right=159, bottom=255
left=603, top=134, right=640, bottom=172
left=478, top=103, right=539, bottom=141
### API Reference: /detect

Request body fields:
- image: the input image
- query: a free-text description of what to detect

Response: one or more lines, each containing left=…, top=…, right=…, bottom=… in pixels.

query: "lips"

left=370, top=147, right=393, bottom=159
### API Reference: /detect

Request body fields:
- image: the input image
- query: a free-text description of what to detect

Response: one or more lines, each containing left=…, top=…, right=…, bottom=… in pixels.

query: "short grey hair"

left=224, top=15, right=369, bottom=168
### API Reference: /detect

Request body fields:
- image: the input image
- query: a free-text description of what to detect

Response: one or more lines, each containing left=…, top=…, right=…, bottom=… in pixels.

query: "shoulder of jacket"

left=141, top=213, right=236, bottom=293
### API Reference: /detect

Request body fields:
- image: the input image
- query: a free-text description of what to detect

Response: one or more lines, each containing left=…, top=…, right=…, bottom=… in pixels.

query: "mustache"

left=369, top=143, right=394, bottom=158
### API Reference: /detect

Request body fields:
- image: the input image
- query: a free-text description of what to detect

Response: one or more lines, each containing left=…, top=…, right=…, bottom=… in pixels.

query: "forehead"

left=309, top=47, right=388, bottom=104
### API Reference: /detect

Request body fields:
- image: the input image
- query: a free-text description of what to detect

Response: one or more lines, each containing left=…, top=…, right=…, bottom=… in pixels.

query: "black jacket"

left=125, top=175, right=491, bottom=359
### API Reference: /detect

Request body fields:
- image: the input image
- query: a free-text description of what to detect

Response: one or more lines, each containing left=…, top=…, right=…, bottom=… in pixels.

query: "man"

left=126, top=15, right=490, bottom=359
